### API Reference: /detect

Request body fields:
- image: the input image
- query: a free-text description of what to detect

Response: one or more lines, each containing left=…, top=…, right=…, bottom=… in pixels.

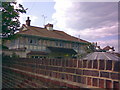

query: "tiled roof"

left=103, top=46, right=114, bottom=51
left=27, top=51, right=48, bottom=55
left=18, top=25, right=89, bottom=44
left=47, top=46, right=77, bottom=54
left=83, top=52, right=120, bottom=61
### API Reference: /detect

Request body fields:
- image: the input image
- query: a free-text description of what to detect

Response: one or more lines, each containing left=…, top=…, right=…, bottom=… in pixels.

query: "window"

left=29, top=45, right=33, bottom=49
left=34, top=46, right=37, bottom=50
left=60, top=42, right=64, bottom=47
left=38, top=46, right=41, bottom=50
left=60, top=43, right=62, bottom=47
left=35, top=56, right=38, bottom=58
left=28, top=38, right=37, bottom=44
left=30, top=40, right=32, bottom=43
left=56, top=41, right=59, bottom=46
left=41, top=46, right=46, bottom=51
left=39, top=40, right=42, bottom=45
left=50, top=41, right=54, bottom=46
left=24, top=45, right=28, bottom=49
left=28, top=38, right=33, bottom=44
left=43, top=40, right=47, bottom=46
left=20, top=44, right=24, bottom=48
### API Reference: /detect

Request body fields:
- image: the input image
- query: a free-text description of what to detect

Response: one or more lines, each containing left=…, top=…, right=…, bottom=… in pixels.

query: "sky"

left=17, top=0, right=119, bottom=52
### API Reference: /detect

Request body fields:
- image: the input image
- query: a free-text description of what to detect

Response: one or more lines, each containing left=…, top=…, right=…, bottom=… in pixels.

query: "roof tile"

left=18, top=25, right=89, bottom=43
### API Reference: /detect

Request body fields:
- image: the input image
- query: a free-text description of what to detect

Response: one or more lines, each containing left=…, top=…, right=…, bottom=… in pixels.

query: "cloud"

left=75, top=23, right=118, bottom=40
left=52, top=0, right=118, bottom=38
left=15, top=0, right=38, bottom=26
left=16, top=0, right=24, bottom=4
left=52, top=1, right=118, bottom=52
left=53, top=2, right=118, bottom=31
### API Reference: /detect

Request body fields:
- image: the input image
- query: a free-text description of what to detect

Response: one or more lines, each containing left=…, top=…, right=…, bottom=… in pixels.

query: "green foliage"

left=2, top=53, right=11, bottom=59
left=12, top=52, right=19, bottom=58
left=3, top=34, right=20, bottom=40
left=2, top=44, right=8, bottom=49
left=84, top=44, right=95, bottom=53
left=2, top=2, right=26, bottom=37
left=2, top=34, right=21, bottom=45
left=2, top=52, right=19, bottom=59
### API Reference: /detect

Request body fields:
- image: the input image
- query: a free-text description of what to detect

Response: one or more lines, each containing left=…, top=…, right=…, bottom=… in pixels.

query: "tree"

left=2, top=2, right=26, bottom=37
left=84, top=43, right=95, bottom=53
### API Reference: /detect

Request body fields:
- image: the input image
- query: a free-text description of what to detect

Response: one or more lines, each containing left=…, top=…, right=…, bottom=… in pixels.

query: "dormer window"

left=44, top=23, right=53, bottom=30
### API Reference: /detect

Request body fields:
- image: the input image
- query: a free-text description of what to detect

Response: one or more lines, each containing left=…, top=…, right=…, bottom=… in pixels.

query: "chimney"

left=111, top=46, right=115, bottom=51
left=96, top=42, right=97, bottom=46
left=26, top=17, right=31, bottom=26
left=45, top=23, right=53, bottom=30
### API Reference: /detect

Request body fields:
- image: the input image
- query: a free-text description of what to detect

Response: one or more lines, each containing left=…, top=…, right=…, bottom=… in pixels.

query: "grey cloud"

left=53, top=2, right=118, bottom=52
left=64, top=2, right=118, bottom=30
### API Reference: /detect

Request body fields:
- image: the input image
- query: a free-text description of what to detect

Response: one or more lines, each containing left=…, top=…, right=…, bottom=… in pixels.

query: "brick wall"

left=2, top=58, right=120, bottom=89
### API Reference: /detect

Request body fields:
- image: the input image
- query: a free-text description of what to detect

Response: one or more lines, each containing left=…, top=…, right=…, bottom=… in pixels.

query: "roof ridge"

left=18, top=25, right=89, bottom=43
left=29, top=25, right=44, bottom=29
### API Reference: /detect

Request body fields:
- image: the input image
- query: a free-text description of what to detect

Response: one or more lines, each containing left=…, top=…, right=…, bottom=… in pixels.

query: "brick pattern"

left=2, top=58, right=120, bottom=89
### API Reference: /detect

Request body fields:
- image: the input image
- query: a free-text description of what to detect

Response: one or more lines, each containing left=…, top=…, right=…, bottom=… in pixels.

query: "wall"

left=2, top=58, right=119, bottom=89
left=4, top=36, right=87, bottom=54
left=2, top=50, right=29, bottom=58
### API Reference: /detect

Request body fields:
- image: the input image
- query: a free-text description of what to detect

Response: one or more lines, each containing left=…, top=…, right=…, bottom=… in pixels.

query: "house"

left=4, top=17, right=90, bottom=58
left=103, top=46, right=115, bottom=52
left=92, top=42, right=102, bottom=52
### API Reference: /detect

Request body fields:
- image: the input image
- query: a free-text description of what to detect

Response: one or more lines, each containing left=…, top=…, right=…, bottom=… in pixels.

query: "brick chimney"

left=111, top=46, right=115, bottom=51
left=45, top=23, right=53, bottom=30
left=26, top=17, right=31, bottom=26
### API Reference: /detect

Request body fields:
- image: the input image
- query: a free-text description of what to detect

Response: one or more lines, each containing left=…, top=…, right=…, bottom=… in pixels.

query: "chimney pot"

left=26, top=17, right=31, bottom=26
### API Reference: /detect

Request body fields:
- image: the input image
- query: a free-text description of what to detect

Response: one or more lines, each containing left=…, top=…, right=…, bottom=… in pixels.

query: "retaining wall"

left=2, top=58, right=120, bottom=89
